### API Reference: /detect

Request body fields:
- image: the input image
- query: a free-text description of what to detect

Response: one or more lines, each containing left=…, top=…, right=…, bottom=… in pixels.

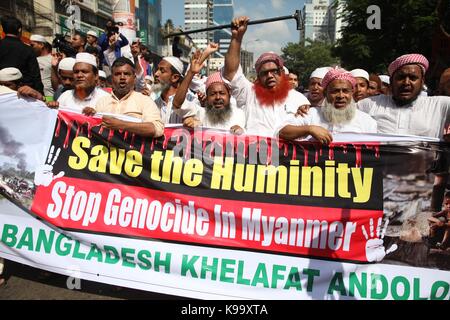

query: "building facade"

left=213, top=0, right=233, bottom=57
left=1, top=1, right=112, bottom=41
left=300, top=0, right=347, bottom=45
left=241, top=49, right=254, bottom=78
left=0, top=1, right=113, bottom=40
left=329, top=0, right=347, bottom=43
left=161, top=24, right=196, bottom=63
left=54, top=0, right=109, bottom=37
left=136, top=0, right=163, bottom=54
left=300, top=0, right=331, bottom=44
left=208, top=57, right=224, bottom=71
left=184, top=0, right=213, bottom=50
left=0, top=0, right=36, bottom=41
left=1, top=1, right=163, bottom=54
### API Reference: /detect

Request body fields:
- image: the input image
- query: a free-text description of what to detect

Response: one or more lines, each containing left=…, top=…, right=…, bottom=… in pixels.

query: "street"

left=0, top=260, right=183, bottom=300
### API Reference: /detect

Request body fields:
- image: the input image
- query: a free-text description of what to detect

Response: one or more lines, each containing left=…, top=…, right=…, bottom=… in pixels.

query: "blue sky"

left=162, top=0, right=305, bottom=57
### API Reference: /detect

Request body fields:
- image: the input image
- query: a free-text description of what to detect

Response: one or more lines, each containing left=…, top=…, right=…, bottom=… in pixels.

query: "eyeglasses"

left=259, top=68, right=281, bottom=78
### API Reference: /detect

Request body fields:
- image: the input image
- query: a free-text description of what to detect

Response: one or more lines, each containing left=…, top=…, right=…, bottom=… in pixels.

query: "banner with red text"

left=0, top=93, right=449, bottom=300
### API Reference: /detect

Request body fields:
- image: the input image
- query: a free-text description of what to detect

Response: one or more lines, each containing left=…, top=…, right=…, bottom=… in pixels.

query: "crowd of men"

left=1, top=14, right=450, bottom=285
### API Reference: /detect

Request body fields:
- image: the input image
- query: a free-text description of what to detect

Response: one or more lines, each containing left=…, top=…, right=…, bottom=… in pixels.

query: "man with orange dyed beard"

left=222, top=16, right=310, bottom=137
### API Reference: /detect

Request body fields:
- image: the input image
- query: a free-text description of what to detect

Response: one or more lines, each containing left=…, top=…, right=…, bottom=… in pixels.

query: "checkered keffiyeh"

left=254, top=52, right=285, bottom=74
left=321, top=67, right=357, bottom=90
left=205, top=72, right=230, bottom=92
left=388, top=54, right=429, bottom=76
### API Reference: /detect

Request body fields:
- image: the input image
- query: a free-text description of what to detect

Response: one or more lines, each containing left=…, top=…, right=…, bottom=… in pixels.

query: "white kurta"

left=0, top=85, right=15, bottom=95
left=57, top=87, right=109, bottom=112
left=154, top=91, right=199, bottom=124
left=358, top=95, right=450, bottom=138
left=224, top=66, right=310, bottom=137
left=276, top=107, right=377, bottom=138
left=37, top=55, right=54, bottom=97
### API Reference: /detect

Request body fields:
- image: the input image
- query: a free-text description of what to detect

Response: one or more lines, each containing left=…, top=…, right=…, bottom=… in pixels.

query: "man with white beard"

left=183, top=72, right=245, bottom=134
left=277, top=68, right=377, bottom=143
left=172, top=49, right=245, bottom=134
left=151, top=56, right=197, bottom=124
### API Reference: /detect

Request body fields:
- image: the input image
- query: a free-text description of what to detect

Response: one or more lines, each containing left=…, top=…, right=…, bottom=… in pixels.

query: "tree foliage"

left=282, top=40, right=340, bottom=87
left=333, top=0, right=440, bottom=73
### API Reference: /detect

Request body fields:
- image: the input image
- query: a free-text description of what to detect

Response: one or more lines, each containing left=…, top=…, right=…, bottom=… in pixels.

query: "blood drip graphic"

left=55, top=112, right=381, bottom=166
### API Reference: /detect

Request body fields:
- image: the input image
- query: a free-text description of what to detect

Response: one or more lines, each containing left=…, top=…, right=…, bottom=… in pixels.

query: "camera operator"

left=99, top=20, right=129, bottom=70
left=52, top=34, right=78, bottom=58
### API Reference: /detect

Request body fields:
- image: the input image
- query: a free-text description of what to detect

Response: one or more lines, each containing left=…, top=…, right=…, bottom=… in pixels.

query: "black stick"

left=165, top=10, right=302, bottom=38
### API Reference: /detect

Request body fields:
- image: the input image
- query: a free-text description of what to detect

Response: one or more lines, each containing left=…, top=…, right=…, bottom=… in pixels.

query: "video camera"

left=106, top=21, right=123, bottom=38
left=52, top=34, right=77, bottom=57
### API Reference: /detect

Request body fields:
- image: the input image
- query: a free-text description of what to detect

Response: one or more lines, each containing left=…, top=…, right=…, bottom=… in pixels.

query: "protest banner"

left=0, top=93, right=449, bottom=299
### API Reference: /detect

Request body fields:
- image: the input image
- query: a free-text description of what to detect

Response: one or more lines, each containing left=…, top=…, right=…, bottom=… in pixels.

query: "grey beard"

left=321, top=99, right=357, bottom=125
left=151, top=82, right=171, bottom=95
left=205, top=103, right=232, bottom=125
